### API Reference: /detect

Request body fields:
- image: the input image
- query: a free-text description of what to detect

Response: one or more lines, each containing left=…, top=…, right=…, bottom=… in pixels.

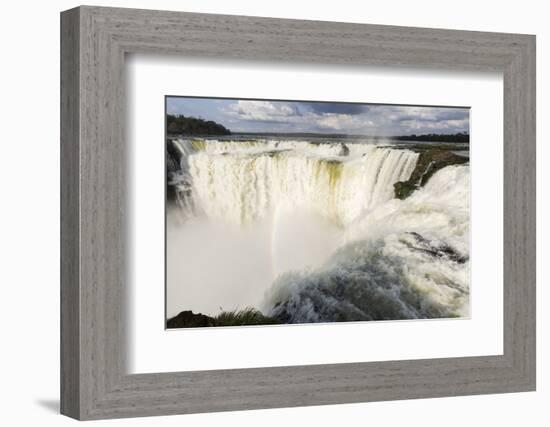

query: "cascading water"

left=263, top=165, right=470, bottom=322
left=171, top=139, right=419, bottom=226
left=167, top=138, right=469, bottom=322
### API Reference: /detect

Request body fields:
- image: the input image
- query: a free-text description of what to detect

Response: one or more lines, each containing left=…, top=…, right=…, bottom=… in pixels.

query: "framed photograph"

left=61, top=6, right=536, bottom=420
left=164, top=96, right=471, bottom=329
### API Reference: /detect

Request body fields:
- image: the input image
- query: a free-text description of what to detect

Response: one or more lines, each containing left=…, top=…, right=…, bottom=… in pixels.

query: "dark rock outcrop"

left=339, top=143, right=350, bottom=156
left=166, top=308, right=281, bottom=329
left=167, top=310, right=217, bottom=328
left=394, top=148, right=469, bottom=199
left=166, top=138, right=182, bottom=174
left=401, top=232, right=468, bottom=264
left=166, top=138, right=183, bottom=203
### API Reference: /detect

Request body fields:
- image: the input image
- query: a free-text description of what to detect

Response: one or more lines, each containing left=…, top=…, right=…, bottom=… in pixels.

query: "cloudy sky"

left=166, top=97, right=469, bottom=136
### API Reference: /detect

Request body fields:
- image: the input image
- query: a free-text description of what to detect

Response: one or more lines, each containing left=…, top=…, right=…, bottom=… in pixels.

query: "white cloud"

left=226, top=101, right=297, bottom=122
left=221, top=99, right=468, bottom=134
left=315, top=114, right=372, bottom=130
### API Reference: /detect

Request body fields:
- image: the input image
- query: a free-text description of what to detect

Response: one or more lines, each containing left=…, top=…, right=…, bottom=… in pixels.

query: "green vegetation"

left=166, top=307, right=281, bottom=329
left=215, top=308, right=281, bottom=326
left=394, top=148, right=469, bottom=200
left=393, top=132, right=469, bottom=143
left=167, top=114, right=231, bottom=136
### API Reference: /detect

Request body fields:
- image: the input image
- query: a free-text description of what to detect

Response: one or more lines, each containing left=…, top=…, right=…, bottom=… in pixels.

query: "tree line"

left=166, top=114, right=231, bottom=136
left=393, top=132, right=469, bottom=143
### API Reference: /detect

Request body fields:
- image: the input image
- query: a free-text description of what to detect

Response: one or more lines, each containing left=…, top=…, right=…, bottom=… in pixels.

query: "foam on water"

left=263, top=165, right=470, bottom=321
left=172, top=138, right=418, bottom=226
left=167, top=138, right=469, bottom=321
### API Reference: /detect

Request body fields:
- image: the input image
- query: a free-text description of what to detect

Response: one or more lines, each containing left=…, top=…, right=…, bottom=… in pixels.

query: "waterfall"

left=263, top=164, right=471, bottom=322
left=166, top=138, right=469, bottom=320
left=172, top=139, right=419, bottom=227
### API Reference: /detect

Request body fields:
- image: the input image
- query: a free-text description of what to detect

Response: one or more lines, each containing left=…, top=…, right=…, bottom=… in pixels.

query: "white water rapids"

left=172, top=139, right=418, bottom=226
left=167, top=138, right=470, bottom=322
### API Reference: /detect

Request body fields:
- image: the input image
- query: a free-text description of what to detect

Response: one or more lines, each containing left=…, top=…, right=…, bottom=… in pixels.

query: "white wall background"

left=0, top=0, right=546, bottom=425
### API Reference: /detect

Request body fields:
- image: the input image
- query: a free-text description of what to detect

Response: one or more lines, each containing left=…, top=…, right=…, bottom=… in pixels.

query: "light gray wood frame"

left=60, top=5, right=536, bottom=420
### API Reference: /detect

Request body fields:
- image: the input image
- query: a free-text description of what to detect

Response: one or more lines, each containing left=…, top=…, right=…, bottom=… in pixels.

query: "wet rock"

left=394, top=148, right=469, bottom=200
left=167, top=308, right=281, bottom=328
left=166, top=310, right=217, bottom=328
left=402, top=232, right=468, bottom=264
left=339, top=143, right=350, bottom=156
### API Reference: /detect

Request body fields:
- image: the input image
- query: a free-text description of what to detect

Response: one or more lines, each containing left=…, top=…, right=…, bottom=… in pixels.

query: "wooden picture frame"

left=60, top=5, right=536, bottom=420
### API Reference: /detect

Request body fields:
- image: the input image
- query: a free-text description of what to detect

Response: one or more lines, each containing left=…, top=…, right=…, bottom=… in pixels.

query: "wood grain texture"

left=60, top=6, right=536, bottom=420
left=60, top=7, right=80, bottom=419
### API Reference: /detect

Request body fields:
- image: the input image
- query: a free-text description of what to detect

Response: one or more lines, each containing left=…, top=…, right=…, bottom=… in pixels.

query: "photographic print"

left=165, top=97, right=470, bottom=329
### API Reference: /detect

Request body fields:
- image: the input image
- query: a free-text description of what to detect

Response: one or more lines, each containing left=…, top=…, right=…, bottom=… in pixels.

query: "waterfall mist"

left=167, top=138, right=469, bottom=322
left=167, top=207, right=343, bottom=318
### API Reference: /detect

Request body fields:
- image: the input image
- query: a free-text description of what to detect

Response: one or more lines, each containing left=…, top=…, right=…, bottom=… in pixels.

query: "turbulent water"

left=167, top=137, right=470, bottom=322
left=263, top=165, right=470, bottom=322
left=170, top=139, right=418, bottom=226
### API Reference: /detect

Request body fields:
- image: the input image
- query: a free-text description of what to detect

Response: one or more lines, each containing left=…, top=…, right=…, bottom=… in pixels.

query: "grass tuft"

left=214, top=307, right=281, bottom=326
left=167, top=307, right=281, bottom=329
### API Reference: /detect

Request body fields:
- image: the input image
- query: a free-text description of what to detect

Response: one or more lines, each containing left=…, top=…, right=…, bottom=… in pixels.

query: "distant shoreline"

left=166, top=114, right=469, bottom=143
left=231, top=131, right=469, bottom=142
left=167, top=132, right=469, bottom=144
